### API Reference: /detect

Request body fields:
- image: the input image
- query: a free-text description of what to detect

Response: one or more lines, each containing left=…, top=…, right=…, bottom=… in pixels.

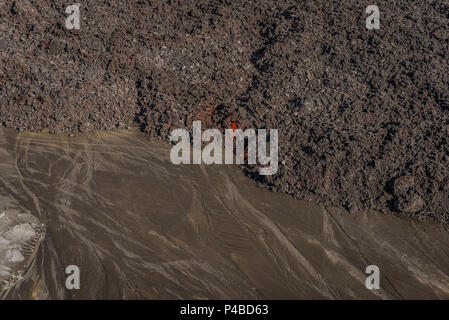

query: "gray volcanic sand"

left=0, top=0, right=448, bottom=222
left=0, top=128, right=448, bottom=299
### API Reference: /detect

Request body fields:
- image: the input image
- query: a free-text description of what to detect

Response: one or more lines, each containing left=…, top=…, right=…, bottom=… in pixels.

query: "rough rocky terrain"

left=0, top=1, right=448, bottom=223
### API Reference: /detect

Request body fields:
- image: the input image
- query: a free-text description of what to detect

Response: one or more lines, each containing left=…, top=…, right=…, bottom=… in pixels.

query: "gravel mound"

left=1, top=1, right=448, bottom=223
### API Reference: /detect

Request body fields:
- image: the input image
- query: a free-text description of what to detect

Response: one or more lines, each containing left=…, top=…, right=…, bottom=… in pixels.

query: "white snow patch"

left=5, top=249, right=24, bottom=262
left=3, top=224, right=36, bottom=242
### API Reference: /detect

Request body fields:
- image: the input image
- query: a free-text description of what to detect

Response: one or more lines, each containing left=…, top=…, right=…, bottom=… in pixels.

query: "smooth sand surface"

left=0, top=128, right=448, bottom=299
